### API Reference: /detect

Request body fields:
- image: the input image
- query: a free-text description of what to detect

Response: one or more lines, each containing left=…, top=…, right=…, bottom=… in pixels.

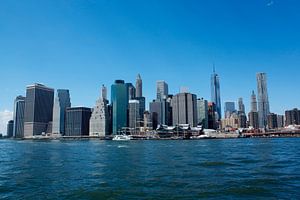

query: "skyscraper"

left=111, top=80, right=128, bottom=134
left=251, top=90, right=258, bottom=112
left=171, top=92, right=197, bottom=127
left=65, top=107, right=91, bottom=136
left=23, top=83, right=54, bottom=137
left=224, top=102, right=235, bottom=118
left=197, top=98, right=208, bottom=128
left=211, top=68, right=221, bottom=120
left=257, top=73, right=270, bottom=128
left=156, top=81, right=168, bottom=100
left=7, top=120, right=14, bottom=138
left=238, top=98, right=245, bottom=114
left=52, top=89, right=71, bottom=135
left=90, top=85, right=110, bottom=136
left=13, top=95, right=25, bottom=138
left=135, top=74, right=142, bottom=98
left=285, top=108, right=300, bottom=126
left=126, top=83, right=136, bottom=100
left=128, top=100, right=140, bottom=131
left=149, top=100, right=164, bottom=125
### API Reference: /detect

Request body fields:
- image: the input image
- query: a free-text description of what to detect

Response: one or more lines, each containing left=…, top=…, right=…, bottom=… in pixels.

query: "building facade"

left=7, top=120, right=14, bottom=138
left=224, top=102, right=235, bottom=118
left=128, top=100, right=140, bottom=131
left=13, top=95, right=26, bottom=138
left=211, top=69, right=221, bottom=120
left=197, top=98, right=208, bottom=128
left=156, top=81, right=168, bottom=100
left=135, top=74, right=143, bottom=98
left=65, top=107, right=91, bottom=136
left=285, top=108, right=300, bottom=126
left=267, top=113, right=278, bottom=129
left=257, top=73, right=270, bottom=128
left=23, top=84, right=54, bottom=137
left=52, top=89, right=71, bottom=135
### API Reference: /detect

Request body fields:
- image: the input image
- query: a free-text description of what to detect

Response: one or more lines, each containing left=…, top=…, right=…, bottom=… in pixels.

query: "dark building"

left=7, top=120, right=14, bottom=138
left=208, top=102, right=217, bottom=129
left=24, top=84, right=54, bottom=137
left=248, top=111, right=259, bottom=129
left=285, top=108, right=300, bottom=126
left=65, top=107, right=91, bottom=136
left=13, top=95, right=26, bottom=138
left=151, top=112, right=158, bottom=130
left=267, top=113, right=278, bottom=129
left=125, top=83, right=136, bottom=100
left=238, top=113, right=247, bottom=128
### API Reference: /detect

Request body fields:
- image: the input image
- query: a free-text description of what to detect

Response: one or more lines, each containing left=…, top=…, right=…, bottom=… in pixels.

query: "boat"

left=112, top=135, right=132, bottom=141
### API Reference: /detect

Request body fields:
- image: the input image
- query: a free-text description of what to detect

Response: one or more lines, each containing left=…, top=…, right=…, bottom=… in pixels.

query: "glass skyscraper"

left=211, top=69, right=221, bottom=120
left=156, top=81, right=168, bottom=100
left=52, top=89, right=71, bottom=135
left=13, top=95, right=25, bottom=138
left=197, top=98, right=208, bottom=128
left=111, top=80, right=128, bottom=134
left=256, top=73, right=270, bottom=128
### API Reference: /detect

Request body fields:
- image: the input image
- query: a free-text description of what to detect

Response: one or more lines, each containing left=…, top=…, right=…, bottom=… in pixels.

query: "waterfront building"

left=52, top=89, right=71, bottom=135
left=211, top=68, right=221, bottom=120
left=267, top=113, right=278, bottom=129
left=135, top=74, right=143, bottom=98
left=13, top=95, right=25, bottom=138
left=24, top=83, right=54, bottom=137
left=277, top=115, right=284, bottom=128
left=143, top=111, right=152, bottom=131
left=65, top=107, right=91, bottom=136
left=126, top=83, right=136, bottom=100
left=257, top=73, right=270, bottom=128
left=285, top=108, right=300, bottom=126
left=221, top=113, right=239, bottom=130
left=208, top=102, right=217, bottom=129
left=248, top=111, right=259, bottom=129
left=111, top=80, right=128, bottom=134
left=171, top=92, right=197, bottom=127
left=7, top=120, right=14, bottom=138
left=224, top=102, right=235, bottom=118
left=197, top=98, right=208, bottom=128
left=149, top=100, right=164, bottom=125
left=128, top=100, right=140, bottom=132
left=156, top=81, right=168, bottom=100
left=90, top=85, right=110, bottom=136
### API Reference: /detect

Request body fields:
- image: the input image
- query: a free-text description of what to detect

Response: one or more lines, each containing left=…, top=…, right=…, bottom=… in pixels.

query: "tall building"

left=126, top=83, right=136, bottom=100
left=90, top=85, right=110, bottom=136
left=171, top=92, right=197, bottom=127
left=208, top=102, right=217, bottom=129
left=135, top=74, right=142, bottom=98
left=267, top=113, right=278, bottom=129
left=257, top=73, right=270, bottom=128
left=65, top=107, right=91, bottom=136
left=197, top=98, right=208, bottom=128
left=135, top=96, right=146, bottom=123
left=111, top=80, right=128, bottom=134
left=143, top=111, right=151, bottom=131
left=156, top=81, right=168, bottom=100
left=52, top=89, right=71, bottom=135
left=285, top=108, right=300, bottom=126
left=24, top=83, right=54, bottom=137
left=128, top=100, right=140, bottom=131
left=211, top=68, right=221, bottom=120
left=248, top=111, right=259, bottom=129
left=149, top=100, right=164, bottom=125
left=238, top=98, right=245, bottom=114
left=13, top=95, right=26, bottom=138
left=238, top=113, right=247, bottom=128
left=7, top=120, right=14, bottom=138
left=277, top=115, right=284, bottom=128
left=251, top=90, right=258, bottom=112
left=224, top=102, right=235, bottom=118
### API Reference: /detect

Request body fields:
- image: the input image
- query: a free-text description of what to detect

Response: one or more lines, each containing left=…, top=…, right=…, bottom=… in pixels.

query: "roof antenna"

left=213, top=63, right=216, bottom=73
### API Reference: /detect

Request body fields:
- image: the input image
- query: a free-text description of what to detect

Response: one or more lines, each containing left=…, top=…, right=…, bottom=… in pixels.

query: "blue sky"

left=1, top=0, right=300, bottom=132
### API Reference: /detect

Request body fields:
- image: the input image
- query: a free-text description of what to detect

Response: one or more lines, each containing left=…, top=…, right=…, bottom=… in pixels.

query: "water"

left=0, top=138, right=300, bottom=199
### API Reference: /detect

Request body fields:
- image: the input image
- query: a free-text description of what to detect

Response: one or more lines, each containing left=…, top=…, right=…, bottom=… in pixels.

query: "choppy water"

left=0, top=138, right=300, bottom=199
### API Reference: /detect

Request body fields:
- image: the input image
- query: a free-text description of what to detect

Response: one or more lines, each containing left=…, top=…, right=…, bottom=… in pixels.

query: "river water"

left=0, top=138, right=299, bottom=199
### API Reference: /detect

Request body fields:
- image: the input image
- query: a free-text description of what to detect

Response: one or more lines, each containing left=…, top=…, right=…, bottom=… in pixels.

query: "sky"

left=1, top=0, right=300, bottom=134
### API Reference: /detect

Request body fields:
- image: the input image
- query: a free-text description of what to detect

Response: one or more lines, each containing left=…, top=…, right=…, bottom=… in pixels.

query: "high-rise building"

left=13, top=95, right=25, bottom=138
left=238, top=113, right=247, bottom=128
left=65, top=107, right=91, bottom=136
left=128, top=100, right=140, bottom=131
left=135, top=74, right=142, bottom=98
left=257, top=73, right=270, bottom=128
left=52, top=89, right=71, bottom=135
left=135, top=96, right=146, bottom=123
left=267, top=113, right=278, bottom=129
left=111, top=80, right=128, bottom=134
left=126, top=83, right=136, bottom=100
left=24, top=83, right=54, bottom=137
left=171, top=92, right=197, bottom=127
left=156, top=81, right=168, bottom=100
left=248, top=111, right=259, bottom=129
left=224, top=102, right=235, bottom=118
left=221, top=113, right=239, bottom=129
left=238, top=98, right=245, bottom=114
left=211, top=68, right=221, bottom=120
left=197, top=98, right=208, bottom=128
left=90, top=85, right=110, bottom=136
left=143, top=111, right=151, bottom=131
left=277, top=115, right=284, bottom=128
left=7, top=120, right=14, bottom=138
left=208, top=102, right=217, bottom=129
left=251, top=90, right=258, bottom=112
left=285, top=108, right=300, bottom=126
left=149, top=100, right=164, bottom=125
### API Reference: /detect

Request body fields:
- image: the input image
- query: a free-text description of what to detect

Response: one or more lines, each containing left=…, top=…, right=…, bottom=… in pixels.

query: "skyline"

left=1, top=0, right=300, bottom=133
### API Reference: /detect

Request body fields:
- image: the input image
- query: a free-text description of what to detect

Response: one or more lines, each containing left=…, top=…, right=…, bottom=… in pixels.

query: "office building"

left=238, top=98, right=245, bottom=114
left=126, top=83, right=136, bottom=100
left=267, top=113, right=278, bottom=129
left=65, top=107, right=91, bottom=136
left=128, top=100, right=140, bottom=131
left=224, top=102, right=235, bottom=118
left=156, top=81, right=168, bottom=100
left=13, top=95, right=26, bottom=138
left=149, top=100, right=164, bottom=125
left=251, top=90, right=258, bottom=112
left=7, top=120, right=14, bottom=138
left=24, top=83, right=54, bottom=137
left=90, top=85, right=110, bottom=136
left=111, top=80, right=128, bottom=134
left=277, top=115, right=284, bottom=128
left=285, top=108, right=300, bottom=126
left=171, top=92, right=197, bottom=127
left=257, top=73, right=270, bottom=128
left=135, top=74, right=143, bottom=98
left=249, top=111, right=259, bottom=129
left=211, top=68, right=221, bottom=120
left=197, top=98, right=208, bottom=128
left=52, top=89, right=71, bottom=135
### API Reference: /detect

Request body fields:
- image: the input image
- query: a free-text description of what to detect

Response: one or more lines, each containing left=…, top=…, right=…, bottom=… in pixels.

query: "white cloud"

left=267, top=1, right=274, bottom=7
left=0, top=110, right=13, bottom=135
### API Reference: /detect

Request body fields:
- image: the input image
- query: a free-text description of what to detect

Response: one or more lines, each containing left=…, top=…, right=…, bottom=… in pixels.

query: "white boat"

left=112, top=135, right=132, bottom=141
